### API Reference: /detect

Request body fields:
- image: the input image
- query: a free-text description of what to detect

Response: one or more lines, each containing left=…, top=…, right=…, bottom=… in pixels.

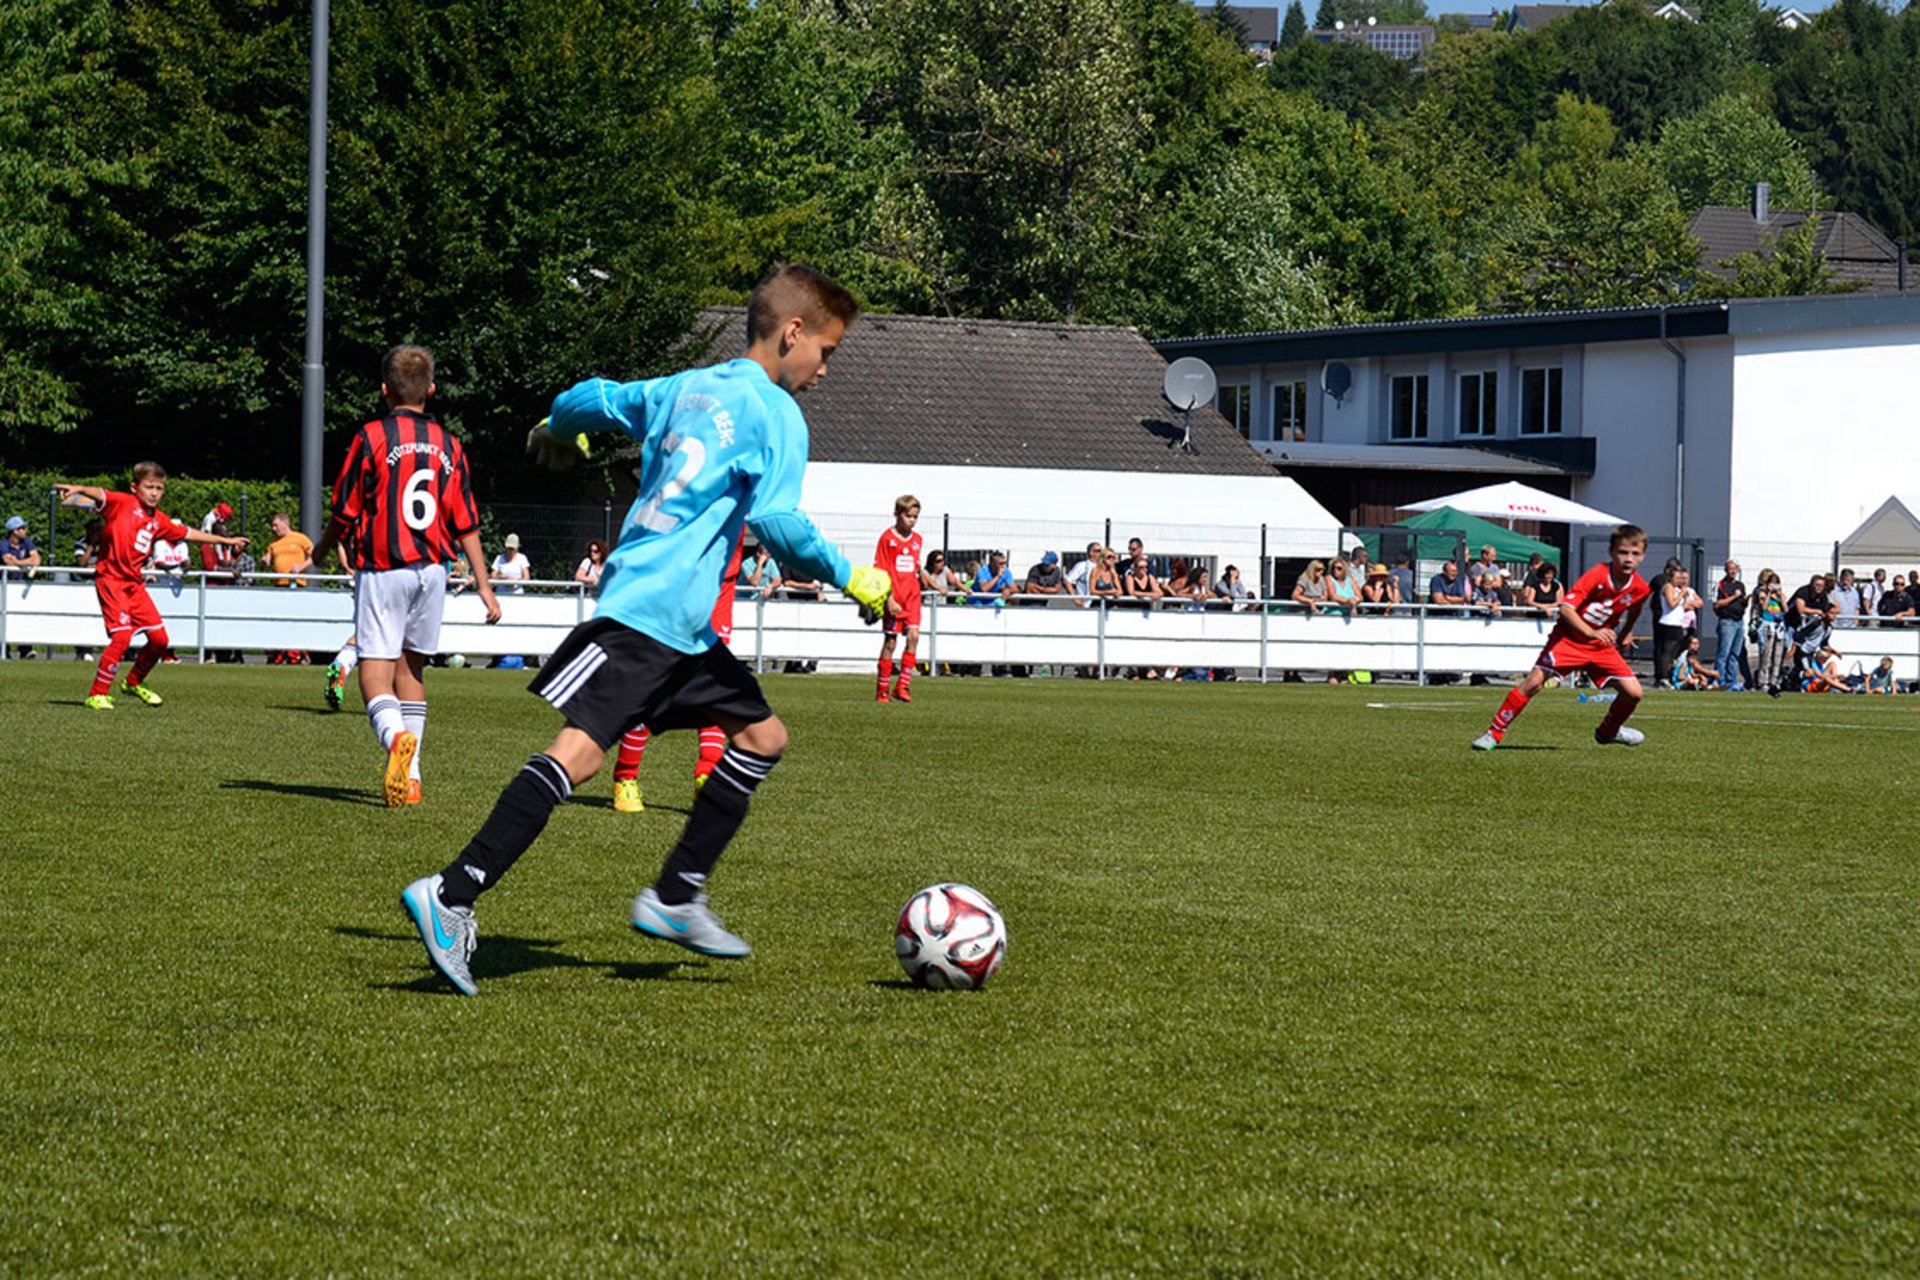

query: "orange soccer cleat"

left=384, top=731, right=418, bottom=809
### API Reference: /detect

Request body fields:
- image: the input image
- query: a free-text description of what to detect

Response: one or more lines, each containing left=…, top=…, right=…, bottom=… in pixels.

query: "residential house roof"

left=684, top=308, right=1279, bottom=478
left=1509, top=4, right=1582, bottom=29
left=1224, top=5, right=1280, bottom=46
left=1690, top=206, right=1912, bottom=293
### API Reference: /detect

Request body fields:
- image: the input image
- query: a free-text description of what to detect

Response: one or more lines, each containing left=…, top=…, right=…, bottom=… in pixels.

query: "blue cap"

left=1042, top=551, right=1059, bottom=565
left=4, top=516, right=24, bottom=531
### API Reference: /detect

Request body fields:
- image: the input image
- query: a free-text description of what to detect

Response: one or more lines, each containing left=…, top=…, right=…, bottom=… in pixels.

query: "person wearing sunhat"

left=490, top=532, right=531, bottom=595
left=1360, top=560, right=1398, bottom=614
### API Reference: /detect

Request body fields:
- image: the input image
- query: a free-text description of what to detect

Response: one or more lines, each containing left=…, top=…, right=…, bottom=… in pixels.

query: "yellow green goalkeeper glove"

left=842, top=565, right=892, bottom=625
left=526, top=417, right=591, bottom=469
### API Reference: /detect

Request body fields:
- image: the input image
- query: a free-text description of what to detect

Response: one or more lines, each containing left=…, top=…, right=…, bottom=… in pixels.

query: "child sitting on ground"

left=1670, top=634, right=1718, bottom=690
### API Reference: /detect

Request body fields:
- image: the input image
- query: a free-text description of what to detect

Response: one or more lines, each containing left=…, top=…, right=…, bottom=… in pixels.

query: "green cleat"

left=84, top=694, right=115, bottom=711
left=122, top=682, right=163, bottom=706
left=324, top=661, right=346, bottom=711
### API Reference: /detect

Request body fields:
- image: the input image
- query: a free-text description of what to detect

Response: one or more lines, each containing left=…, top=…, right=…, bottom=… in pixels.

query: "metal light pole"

left=299, top=0, right=330, bottom=538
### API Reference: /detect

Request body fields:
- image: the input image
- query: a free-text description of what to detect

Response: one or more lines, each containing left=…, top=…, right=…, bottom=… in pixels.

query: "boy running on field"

left=400, top=263, right=892, bottom=995
left=308, top=345, right=502, bottom=806
left=874, top=495, right=923, bottom=702
left=56, top=464, right=249, bottom=710
left=1473, top=523, right=1652, bottom=751
left=607, top=533, right=746, bottom=812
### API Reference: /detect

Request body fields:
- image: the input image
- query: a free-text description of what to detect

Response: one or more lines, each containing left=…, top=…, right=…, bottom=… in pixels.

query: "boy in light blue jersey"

left=401, top=265, right=892, bottom=995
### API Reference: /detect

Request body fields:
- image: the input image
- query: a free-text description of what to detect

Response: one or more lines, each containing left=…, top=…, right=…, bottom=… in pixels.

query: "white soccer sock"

left=335, top=641, right=359, bottom=674
left=401, top=701, right=427, bottom=780
left=366, top=694, right=406, bottom=752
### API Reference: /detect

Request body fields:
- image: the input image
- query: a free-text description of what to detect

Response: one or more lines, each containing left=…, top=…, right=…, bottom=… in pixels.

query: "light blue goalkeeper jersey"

left=550, top=358, right=852, bottom=654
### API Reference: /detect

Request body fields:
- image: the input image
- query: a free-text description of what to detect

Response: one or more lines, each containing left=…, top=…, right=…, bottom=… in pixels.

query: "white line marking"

left=1634, top=711, right=1920, bottom=733
left=1365, top=701, right=1469, bottom=709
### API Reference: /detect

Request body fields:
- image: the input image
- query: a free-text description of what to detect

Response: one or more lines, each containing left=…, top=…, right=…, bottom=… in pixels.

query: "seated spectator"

left=1181, top=566, right=1211, bottom=610
left=1427, top=559, right=1469, bottom=611
left=1122, top=554, right=1164, bottom=606
left=742, top=542, right=781, bottom=598
left=1360, top=563, right=1398, bottom=613
left=1088, top=549, right=1122, bottom=602
left=1214, top=563, right=1254, bottom=610
left=970, top=551, right=1015, bottom=605
left=780, top=565, right=822, bottom=601
left=1292, top=560, right=1328, bottom=613
left=921, top=550, right=968, bottom=601
left=1324, top=557, right=1360, bottom=615
left=1522, top=563, right=1561, bottom=612
left=1878, top=574, right=1915, bottom=622
left=1022, top=551, right=1066, bottom=603
left=1064, top=542, right=1102, bottom=601
left=1867, top=656, right=1898, bottom=694
left=1671, top=634, right=1718, bottom=690
left=1471, top=571, right=1510, bottom=617
left=1805, top=645, right=1858, bottom=694
left=1655, top=567, right=1703, bottom=685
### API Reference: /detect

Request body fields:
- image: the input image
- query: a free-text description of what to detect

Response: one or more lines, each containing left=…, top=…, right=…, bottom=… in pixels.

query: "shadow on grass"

left=1480, top=744, right=1561, bottom=752
left=221, top=778, right=384, bottom=806
left=335, top=925, right=714, bottom=991
left=568, top=794, right=693, bottom=817
left=267, top=703, right=344, bottom=717
left=867, top=978, right=929, bottom=992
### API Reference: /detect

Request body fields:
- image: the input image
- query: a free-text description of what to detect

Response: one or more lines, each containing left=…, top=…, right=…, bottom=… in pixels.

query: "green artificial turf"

left=1, top=664, right=1915, bottom=1274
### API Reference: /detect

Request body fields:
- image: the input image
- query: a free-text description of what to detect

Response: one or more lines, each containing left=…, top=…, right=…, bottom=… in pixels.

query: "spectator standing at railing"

left=920, top=549, right=965, bottom=600
left=1217, top=563, right=1255, bottom=611
left=264, top=513, right=313, bottom=588
left=1860, top=568, right=1887, bottom=622
left=1521, top=562, right=1561, bottom=612
left=1654, top=567, right=1702, bottom=687
left=1360, top=562, right=1398, bottom=613
left=491, top=533, right=531, bottom=595
left=1877, top=574, right=1913, bottom=622
left=4, top=516, right=42, bottom=659
left=1292, top=560, right=1329, bottom=613
left=1751, top=569, right=1791, bottom=695
left=1347, top=543, right=1372, bottom=586
left=1712, top=561, right=1749, bottom=691
left=1088, top=549, right=1122, bottom=602
left=1389, top=555, right=1415, bottom=611
left=574, top=540, right=607, bottom=591
left=1427, top=559, right=1469, bottom=613
left=1064, top=542, right=1100, bottom=601
left=1023, top=551, right=1066, bottom=604
left=1832, top=568, right=1863, bottom=629
left=1123, top=554, right=1165, bottom=606
left=874, top=495, right=925, bottom=701
left=1468, top=544, right=1502, bottom=591
left=743, top=541, right=782, bottom=598
left=970, top=551, right=1015, bottom=606
left=196, top=520, right=245, bottom=665
left=1325, top=558, right=1360, bottom=615
left=1519, top=553, right=1547, bottom=598
left=199, top=500, right=234, bottom=534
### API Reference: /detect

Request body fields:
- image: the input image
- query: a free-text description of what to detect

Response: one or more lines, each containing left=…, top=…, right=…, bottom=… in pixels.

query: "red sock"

left=91, top=631, right=134, bottom=697
left=1597, top=698, right=1635, bottom=739
left=127, top=627, right=171, bottom=686
left=877, top=657, right=893, bottom=698
left=614, top=725, right=649, bottom=781
left=1487, top=688, right=1531, bottom=742
left=897, top=650, right=915, bottom=695
left=695, top=726, right=726, bottom=779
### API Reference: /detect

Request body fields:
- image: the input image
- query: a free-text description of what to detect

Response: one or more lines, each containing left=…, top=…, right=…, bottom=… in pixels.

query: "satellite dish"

left=1163, top=357, right=1217, bottom=411
left=1366, top=15, right=1377, bottom=25
left=1321, top=360, right=1353, bottom=403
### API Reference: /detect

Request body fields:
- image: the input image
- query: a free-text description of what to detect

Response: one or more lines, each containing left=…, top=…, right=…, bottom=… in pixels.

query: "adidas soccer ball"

left=894, top=883, right=1006, bottom=990
left=446, top=654, right=467, bottom=669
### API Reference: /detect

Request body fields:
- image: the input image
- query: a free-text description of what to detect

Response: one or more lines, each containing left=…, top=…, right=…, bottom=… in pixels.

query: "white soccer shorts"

left=353, top=563, right=449, bottom=660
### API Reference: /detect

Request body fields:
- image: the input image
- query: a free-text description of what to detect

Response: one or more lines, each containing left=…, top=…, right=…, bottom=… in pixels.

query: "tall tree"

left=1281, top=0, right=1308, bottom=49
left=1651, top=91, right=1818, bottom=212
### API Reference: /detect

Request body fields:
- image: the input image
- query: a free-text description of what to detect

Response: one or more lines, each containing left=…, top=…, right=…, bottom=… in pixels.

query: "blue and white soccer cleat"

left=631, top=886, right=751, bottom=959
left=401, top=874, right=478, bottom=995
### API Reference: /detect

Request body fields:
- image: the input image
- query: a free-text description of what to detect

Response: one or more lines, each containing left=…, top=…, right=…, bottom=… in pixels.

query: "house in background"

left=1691, top=185, right=1913, bottom=294
left=1312, top=20, right=1437, bottom=59
left=1154, top=293, right=1920, bottom=581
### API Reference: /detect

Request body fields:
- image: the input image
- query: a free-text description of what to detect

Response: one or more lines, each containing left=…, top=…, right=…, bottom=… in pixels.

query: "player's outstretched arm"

left=54, top=483, right=108, bottom=508
left=182, top=526, right=248, bottom=550
left=749, top=510, right=891, bottom=623
left=456, top=528, right=502, bottom=624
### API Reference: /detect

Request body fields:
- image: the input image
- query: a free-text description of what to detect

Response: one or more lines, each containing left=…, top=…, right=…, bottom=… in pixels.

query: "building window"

left=1272, top=380, right=1308, bottom=441
left=1521, top=367, right=1563, bottom=435
left=1390, top=374, right=1429, bottom=440
left=1458, top=371, right=1497, bottom=437
left=1218, top=384, right=1252, bottom=438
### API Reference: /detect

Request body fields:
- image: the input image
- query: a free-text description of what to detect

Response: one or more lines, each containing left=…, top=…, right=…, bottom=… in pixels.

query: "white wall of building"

left=1574, top=337, right=1734, bottom=544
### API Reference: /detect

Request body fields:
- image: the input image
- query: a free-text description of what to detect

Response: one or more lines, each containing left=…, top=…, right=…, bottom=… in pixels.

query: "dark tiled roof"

left=1510, top=4, right=1582, bottom=28
left=1226, top=5, right=1280, bottom=44
left=685, top=308, right=1278, bottom=478
left=1690, top=206, right=1911, bottom=292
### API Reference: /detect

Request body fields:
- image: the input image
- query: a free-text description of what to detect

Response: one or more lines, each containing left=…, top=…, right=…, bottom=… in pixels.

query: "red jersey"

left=712, top=536, right=744, bottom=644
left=96, top=490, right=188, bottom=585
left=875, top=527, right=924, bottom=606
left=1552, top=562, right=1650, bottom=647
left=330, top=410, right=481, bottom=572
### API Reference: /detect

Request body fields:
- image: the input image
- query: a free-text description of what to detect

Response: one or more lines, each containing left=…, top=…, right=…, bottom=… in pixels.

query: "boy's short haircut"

left=271, top=511, right=291, bottom=524
left=1609, top=523, right=1648, bottom=551
left=894, top=494, right=920, bottom=515
left=746, top=264, right=859, bottom=343
left=131, top=460, right=167, bottom=483
left=382, top=345, right=435, bottom=407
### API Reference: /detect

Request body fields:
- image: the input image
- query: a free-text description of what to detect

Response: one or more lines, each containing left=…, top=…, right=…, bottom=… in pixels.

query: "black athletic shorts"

left=529, top=617, right=773, bottom=750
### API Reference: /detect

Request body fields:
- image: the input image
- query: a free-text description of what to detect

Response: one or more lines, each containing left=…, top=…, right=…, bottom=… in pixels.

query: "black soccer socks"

left=439, top=754, right=573, bottom=907
left=654, top=745, right=779, bottom=905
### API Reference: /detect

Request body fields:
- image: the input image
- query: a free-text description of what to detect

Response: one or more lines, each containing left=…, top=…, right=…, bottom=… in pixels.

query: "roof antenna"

left=1162, top=357, right=1216, bottom=454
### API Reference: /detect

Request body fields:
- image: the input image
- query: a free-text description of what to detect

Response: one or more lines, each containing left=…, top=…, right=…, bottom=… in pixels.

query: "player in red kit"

left=57, top=463, right=249, bottom=711
left=308, top=345, right=501, bottom=806
left=874, top=495, right=924, bottom=702
left=609, top=535, right=744, bottom=812
left=1474, top=524, right=1652, bottom=751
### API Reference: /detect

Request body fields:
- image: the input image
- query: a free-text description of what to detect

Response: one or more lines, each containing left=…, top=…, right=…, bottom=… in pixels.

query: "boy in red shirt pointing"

left=1473, top=524, right=1651, bottom=751
left=56, top=463, right=249, bottom=710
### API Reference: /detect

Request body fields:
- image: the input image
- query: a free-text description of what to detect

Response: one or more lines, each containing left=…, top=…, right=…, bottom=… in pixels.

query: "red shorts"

left=95, top=576, right=163, bottom=636
left=884, top=594, right=922, bottom=635
left=1536, top=637, right=1634, bottom=687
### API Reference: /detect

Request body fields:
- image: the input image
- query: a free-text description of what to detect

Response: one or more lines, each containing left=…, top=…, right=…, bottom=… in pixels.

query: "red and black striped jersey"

left=330, top=410, right=481, bottom=572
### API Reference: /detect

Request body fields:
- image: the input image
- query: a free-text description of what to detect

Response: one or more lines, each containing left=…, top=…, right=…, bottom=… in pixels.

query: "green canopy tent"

left=1361, top=507, right=1560, bottom=568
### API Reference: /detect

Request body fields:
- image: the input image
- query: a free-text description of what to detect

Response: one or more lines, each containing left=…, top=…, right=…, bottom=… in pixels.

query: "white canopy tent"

left=799, top=461, right=1352, bottom=571
left=1404, top=481, right=1625, bottom=527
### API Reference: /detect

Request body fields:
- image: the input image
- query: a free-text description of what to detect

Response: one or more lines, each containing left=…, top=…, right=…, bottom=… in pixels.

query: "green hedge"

left=0, top=470, right=306, bottom=558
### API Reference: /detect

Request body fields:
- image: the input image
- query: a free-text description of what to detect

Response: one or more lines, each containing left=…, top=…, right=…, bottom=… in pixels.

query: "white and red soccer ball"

left=894, top=883, right=1007, bottom=990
